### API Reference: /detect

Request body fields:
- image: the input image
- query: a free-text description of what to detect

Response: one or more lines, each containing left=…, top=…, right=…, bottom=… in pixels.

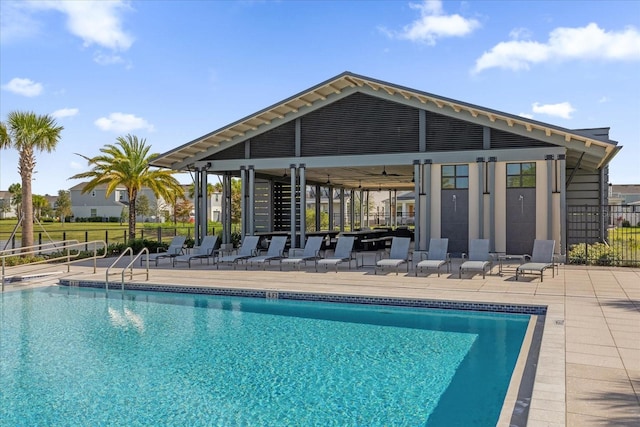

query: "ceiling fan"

left=381, top=165, right=401, bottom=177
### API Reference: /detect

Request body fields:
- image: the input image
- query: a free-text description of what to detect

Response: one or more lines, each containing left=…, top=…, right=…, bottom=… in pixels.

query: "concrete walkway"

left=3, top=257, right=639, bottom=426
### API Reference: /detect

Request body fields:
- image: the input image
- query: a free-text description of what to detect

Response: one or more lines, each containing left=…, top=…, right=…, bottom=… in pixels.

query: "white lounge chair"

left=316, top=236, right=356, bottom=273
left=415, top=238, right=451, bottom=277
left=143, top=235, right=185, bottom=266
left=280, top=236, right=324, bottom=270
left=216, top=235, right=260, bottom=269
left=516, top=239, right=556, bottom=282
left=172, top=235, right=219, bottom=268
left=459, top=239, right=493, bottom=279
left=245, top=236, right=288, bottom=270
left=375, top=237, right=411, bottom=275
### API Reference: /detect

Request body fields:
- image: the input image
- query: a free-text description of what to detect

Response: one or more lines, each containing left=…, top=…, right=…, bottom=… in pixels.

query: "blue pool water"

left=1, top=286, right=530, bottom=426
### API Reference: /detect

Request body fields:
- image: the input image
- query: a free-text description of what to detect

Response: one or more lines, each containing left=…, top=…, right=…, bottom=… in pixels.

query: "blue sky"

left=1, top=0, right=639, bottom=196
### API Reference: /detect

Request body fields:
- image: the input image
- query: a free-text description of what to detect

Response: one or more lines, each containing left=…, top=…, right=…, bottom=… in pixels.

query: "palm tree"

left=70, top=134, right=185, bottom=241
left=0, top=111, right=63, bottom=249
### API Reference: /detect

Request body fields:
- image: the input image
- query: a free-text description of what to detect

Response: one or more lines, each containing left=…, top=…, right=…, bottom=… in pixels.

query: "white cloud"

left=383, top=0, right=480, bottom=45
left=27, top=0, right=134, bottom=51
left=474, top=23, right=640, bottom=73
left=598, top=96, right=610, bottom=103
left=95, top=112, right=155, bottom=133
left=1, top=77, right=43, bottom=97
left=52, top=108, right=79, bottom=119
left=518, top=113, right=534, bottom=119
left=532, top=102, right=575, bottom=119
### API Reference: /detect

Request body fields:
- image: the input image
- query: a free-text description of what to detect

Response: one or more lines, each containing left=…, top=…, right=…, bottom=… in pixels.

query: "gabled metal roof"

left=150, top=71, right=621, bottom=172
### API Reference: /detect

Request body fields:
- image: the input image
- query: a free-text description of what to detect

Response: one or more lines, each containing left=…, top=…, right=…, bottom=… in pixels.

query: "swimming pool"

left=1, top=286, right=531, bottom=426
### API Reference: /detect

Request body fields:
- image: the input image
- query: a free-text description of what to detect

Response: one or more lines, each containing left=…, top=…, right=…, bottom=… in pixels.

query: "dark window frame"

left=441, top=164, right=469, bottom=189
left=506, top=162, right=536, bottom=188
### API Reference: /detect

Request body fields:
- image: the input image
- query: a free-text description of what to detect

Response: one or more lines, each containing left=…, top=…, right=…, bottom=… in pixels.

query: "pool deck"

left=4, top=256, right=639, bottom=426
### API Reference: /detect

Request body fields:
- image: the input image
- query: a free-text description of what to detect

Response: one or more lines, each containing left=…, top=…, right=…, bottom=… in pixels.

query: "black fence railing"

left=567, top=204, right=639, bottom=266
left=0, top=226, right=216, bottom=251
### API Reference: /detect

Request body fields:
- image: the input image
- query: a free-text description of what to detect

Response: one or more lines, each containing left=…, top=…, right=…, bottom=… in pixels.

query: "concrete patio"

left=4, top=256, right=639, bottom=426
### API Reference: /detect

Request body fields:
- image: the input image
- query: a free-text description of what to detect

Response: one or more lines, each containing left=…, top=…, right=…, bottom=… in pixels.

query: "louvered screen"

left=490, top=128, right=553, bottom=149
left=254, top=179, right=272, bottom=233
left=301, top=92, right=419, bottom=156
left=273, top=182, right=299, bottom=231
left=426, top=111, right=483, bottom=151
left=250, top=121, right=296, bottom=158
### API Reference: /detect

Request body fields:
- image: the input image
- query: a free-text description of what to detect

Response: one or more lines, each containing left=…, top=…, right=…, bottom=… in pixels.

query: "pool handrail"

left=1, top=240, right=107, bottom=291
left=105, top=247, right=150, bottom=295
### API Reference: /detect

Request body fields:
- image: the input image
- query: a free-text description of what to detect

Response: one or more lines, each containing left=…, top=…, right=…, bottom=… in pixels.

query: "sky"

left=1, top=0, right=639, bottom=196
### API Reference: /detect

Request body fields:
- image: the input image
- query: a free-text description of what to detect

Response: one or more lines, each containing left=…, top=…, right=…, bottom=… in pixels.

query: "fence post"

left=157, top=226, right=162, bottom=243
left=63, top=231, right=66, bottom=242
left=124, top=230, right=127, bottom=243
left=105, top=230, right=109, bottom=246
left=584, top=205, right=588, bottom=265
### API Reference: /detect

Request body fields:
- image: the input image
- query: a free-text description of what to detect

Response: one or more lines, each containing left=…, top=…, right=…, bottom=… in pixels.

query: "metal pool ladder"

left=106, top=247, right=149, bottom=296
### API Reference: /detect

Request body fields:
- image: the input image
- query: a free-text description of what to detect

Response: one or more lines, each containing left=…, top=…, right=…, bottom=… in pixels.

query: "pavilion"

left=150, top=72, right=621, bottom=258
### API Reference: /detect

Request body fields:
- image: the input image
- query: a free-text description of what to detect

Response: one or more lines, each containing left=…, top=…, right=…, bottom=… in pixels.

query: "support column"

left=299, top=164, right=306, bottom=248
left=413, top=160, right=422, bottom=250
left=328, top=185, right=334, bottom=230
left=315, top=184, right=321, bottom=231
left=222, top=173, right=232, bottom=244
left=198, top=167, right=209, bottom=243
left=290, top=164, right=297, bottom=248
left=558, top=154, right=567, bottom=259
left=240, top=166, right=247, bottom=237
left=546, top=155, right=554, bottom=240
left=349, top=190, right=355, bottom=231
left=193, top=166, right=202, bottom=245
left=339, top=188, right=345, bottom=232
left=423, top=160, right=431, bottom=246
left=488, top=157, right=497, bottom=252
left=477, top=157, right=485, bottom=238
left=248, top=166, right=255, bottom=236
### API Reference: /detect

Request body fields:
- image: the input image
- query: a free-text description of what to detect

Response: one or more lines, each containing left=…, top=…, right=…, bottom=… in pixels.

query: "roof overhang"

left=150, top=72, right=621, bottom=173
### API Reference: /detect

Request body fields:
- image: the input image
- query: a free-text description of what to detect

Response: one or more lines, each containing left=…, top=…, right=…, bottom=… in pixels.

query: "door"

left=505, top=163, right=536, bottom=255
left=440, top=165, right=469, bottom=256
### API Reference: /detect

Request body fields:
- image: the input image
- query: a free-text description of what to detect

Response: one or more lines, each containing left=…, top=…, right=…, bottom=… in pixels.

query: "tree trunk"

left=20, top=151, right=34, bottom=251
left=128, top=196, right=136, bottom=242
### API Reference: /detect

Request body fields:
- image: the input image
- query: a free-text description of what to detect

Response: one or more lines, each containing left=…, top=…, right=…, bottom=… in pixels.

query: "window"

left=507, top=162, right=536, bottom=188
left=90, top=209, right=97, bottom=218
left=441, top=165, right=469, bottom=189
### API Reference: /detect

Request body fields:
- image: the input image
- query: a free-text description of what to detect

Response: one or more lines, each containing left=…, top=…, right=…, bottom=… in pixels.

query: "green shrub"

left=621, top=220, right=631, bottom=227
left=568, top=242, right=622, bottom=266
left=106, top=238, right=169, bottom=256
left=2, top=255, right=47, bottom=266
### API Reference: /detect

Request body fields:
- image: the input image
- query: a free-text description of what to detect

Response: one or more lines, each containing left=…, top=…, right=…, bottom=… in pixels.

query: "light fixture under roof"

left=325, top=174, right=331, bottom=185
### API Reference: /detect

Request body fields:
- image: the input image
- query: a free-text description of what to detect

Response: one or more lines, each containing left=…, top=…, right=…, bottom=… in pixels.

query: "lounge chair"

left=216, top=235, right=260, bottom=269
left=280, top=236, right=324, bottom=270
left=143, top=235, right=185, bottom=266
left=459, top=239, right=493, bottom=279
left=414, top=238, right=451, bottom=277
left=172, top=235, right=219, bottom=268
left=316, top=236, right=356, bottom=273
left=375, top=236, right=411, bottom=275
left=245, top=236, right=288, bottom=270
left=516, top=239, right=556, bottom=282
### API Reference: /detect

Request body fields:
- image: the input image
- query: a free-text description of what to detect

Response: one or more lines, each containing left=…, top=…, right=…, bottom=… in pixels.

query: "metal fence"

left=567, top=204, right=639, bottom=266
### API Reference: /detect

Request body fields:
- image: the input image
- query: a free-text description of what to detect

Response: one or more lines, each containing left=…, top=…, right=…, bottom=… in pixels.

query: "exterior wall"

left=468, top=162, right=480, bottom=240
left=431, top=165, right=441, bottom=238
left=494, top=162, right=507, bottom=253
left=70, top=186, right=163, bottom=221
